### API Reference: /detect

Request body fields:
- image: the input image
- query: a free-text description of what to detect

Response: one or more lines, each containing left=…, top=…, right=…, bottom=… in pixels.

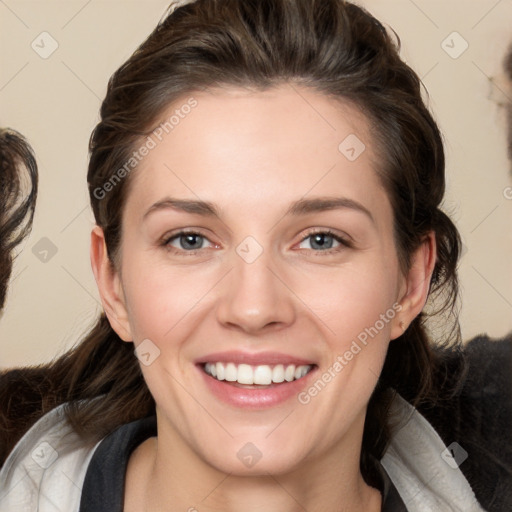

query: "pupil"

left=312, top=234, right=333, bottom=250
left=181, top=234, right=202, bottom=250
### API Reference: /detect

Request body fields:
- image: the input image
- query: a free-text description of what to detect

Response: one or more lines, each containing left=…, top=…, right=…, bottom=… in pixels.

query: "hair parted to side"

left=0, top=0, right=464, bottom=480
left=0, top=129, right=38, bottom=310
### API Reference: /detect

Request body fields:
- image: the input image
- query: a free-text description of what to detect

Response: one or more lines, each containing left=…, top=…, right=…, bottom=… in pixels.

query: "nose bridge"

left=216, top=240, right=295, bottom=332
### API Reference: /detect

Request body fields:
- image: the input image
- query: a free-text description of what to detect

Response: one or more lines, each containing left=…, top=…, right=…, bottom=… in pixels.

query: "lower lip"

left=197, top=365, right=317, bottom=409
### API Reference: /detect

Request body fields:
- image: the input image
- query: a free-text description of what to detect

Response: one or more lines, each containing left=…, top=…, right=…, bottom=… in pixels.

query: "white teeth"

left=272, top=364, right=285, bottom=383
left=254, top=365, right=272, bottom=385
left=238, top=364, right=254, bottom=384
left=284, top=365, right=295, bottom=382
left=225, top=362, right=237, bottom=382
left=203, top=362, right=313, bottom=385
left=295, top=365, right=309, bottom=379
left=216, top=362, right=225, bottom=380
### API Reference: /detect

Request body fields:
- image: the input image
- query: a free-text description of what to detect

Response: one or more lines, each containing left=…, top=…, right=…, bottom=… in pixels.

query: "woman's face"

left=94, top=84, right=429, bottom=476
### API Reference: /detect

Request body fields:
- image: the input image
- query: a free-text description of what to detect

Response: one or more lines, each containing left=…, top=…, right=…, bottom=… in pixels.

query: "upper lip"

left=196, top=351, right=316, bottom=366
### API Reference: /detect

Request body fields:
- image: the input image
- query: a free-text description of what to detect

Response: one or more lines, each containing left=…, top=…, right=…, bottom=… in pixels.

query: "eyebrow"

left=285, top=197, right=374, bottom=223
left=143, top=196, right=374, bottom=224
left=143, top=198, right=220, bottom=220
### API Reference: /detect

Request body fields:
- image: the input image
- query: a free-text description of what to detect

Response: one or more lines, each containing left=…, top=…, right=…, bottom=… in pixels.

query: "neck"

left=131, top=414, right=382, bottom=512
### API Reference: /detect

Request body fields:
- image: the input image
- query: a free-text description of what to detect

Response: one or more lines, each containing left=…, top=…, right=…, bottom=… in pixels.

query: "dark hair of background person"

left=0, top=0, right=465, bottom=484
left=0, top=128, right=38, bottom=311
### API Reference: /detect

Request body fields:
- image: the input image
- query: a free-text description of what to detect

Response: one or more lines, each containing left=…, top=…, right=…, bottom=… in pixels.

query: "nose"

left=216, top=249, right=296, bottom=334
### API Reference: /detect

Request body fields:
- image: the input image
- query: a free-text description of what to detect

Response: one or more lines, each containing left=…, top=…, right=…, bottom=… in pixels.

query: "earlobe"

left=391, top=232, right=437, bottom=340
left=90, top=226, right=133, bottom=342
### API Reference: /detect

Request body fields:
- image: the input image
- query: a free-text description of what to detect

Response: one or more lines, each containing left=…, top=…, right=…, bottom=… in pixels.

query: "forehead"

left=125, top=84, right=389, bottom=221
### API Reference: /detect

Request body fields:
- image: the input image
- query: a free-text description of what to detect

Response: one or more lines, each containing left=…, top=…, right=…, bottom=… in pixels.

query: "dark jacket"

left=419, top=334, right=512, bottom=511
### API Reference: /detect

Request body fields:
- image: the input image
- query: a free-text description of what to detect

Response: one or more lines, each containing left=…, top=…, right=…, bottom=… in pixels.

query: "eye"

left=164, top=231, right=214, bottom=252
left=297, top=231, right=351, bottom=251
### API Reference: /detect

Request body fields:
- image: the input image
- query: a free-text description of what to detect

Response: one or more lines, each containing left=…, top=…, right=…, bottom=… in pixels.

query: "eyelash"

left=160, top=229, right=215, bottom=255
left=160, top=229, right=353, bottom=255
left=299, top=229, right=353, bottom=253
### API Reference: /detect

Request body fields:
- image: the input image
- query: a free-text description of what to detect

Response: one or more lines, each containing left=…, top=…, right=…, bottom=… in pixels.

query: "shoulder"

left=432, top=332, right=512, bottom=446
left=0, top=402, right=101, bottom=512
left=420, top=332, right=512, bottom=512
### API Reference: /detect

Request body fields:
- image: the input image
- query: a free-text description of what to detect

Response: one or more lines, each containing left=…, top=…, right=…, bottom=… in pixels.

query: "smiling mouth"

left=202, top=362, right=315, bottom=387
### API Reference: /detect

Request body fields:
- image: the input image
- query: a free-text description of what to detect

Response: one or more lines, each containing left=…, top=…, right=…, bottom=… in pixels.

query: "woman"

left=0, top=1, right=510, bottom=510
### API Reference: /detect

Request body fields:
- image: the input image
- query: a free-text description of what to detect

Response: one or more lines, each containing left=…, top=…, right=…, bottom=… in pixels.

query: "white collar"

left=382, top=394, right=484, bottom=511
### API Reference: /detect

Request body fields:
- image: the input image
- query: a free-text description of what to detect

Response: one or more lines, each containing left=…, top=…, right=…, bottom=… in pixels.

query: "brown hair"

left=1, top=0, right=464, bottom=481
left=0, top=128, right=38, bottom=310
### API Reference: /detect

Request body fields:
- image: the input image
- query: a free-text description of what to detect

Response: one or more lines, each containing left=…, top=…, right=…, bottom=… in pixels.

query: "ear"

left=390, top=231, right=437, bottom=340
left=90, top=225, right=133, bottom=342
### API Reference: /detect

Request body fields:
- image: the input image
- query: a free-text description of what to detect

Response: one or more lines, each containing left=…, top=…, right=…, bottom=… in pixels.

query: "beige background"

left=1, top=0, right=511, bottom=369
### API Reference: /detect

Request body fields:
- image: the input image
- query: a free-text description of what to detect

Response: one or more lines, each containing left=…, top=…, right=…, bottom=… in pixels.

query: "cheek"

left=291, top=262, right=400, bottom=429
left=293, top=258, right=400, bottom=346
left=120, top=253, right=218, bottom=342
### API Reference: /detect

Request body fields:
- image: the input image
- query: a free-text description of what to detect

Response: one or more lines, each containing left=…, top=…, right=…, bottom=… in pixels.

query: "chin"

left=193, top=434, right=308, bottom=477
